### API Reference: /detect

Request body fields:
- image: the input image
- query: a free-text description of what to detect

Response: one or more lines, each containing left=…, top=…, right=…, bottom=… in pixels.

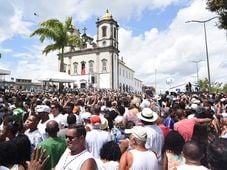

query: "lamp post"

left=186, top=16, right=217, bottom=93
left=191, top=60, right=203, bottom=85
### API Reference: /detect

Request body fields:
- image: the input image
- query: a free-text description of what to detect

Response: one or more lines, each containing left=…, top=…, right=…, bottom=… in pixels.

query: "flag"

left=81, top=68, right=85, bottom=75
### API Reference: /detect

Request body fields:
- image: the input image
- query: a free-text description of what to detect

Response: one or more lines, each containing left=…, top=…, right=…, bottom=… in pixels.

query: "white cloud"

left=119, top=0, right=227, bottom=90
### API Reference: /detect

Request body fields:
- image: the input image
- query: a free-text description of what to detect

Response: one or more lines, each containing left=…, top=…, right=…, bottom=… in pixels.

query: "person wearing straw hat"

left=137, top=108, right=164, bottom=169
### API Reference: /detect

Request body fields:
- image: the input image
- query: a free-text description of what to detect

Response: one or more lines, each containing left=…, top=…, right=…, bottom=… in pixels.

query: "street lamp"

left=191, top=60, right=203, bottom=85
left=186, top=16, right=218, bottom=93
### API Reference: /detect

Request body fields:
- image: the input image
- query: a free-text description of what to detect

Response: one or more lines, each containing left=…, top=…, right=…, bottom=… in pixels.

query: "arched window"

left=102, top=26, right=107, bottom=37
left=89, top=60, right=94, bottom=74
left=101, top=59, right=107, bottom=72
left=81, top=61, right=86, bottom=75
left=73, top=62, right=78, bottom=75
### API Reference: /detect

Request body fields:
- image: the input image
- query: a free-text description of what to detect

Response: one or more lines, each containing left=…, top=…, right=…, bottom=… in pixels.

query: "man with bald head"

left=38, top=120, right=67, bottom=170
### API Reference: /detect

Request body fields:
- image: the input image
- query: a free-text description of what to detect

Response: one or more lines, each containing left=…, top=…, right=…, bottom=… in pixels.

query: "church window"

left=89, top=60, right=94, bottom=74
left=113, top=27, right=116, bottom=39
left=102, top=41, right=106, bottom=47
left=63, top=64, right=67, bottom=72
left=101, top=59, right=107, bottom=72
left=73, top=62, right=78, bottom=75
left=102, top=26, right=107, bottom=37
left=81, top=61, right=86, bottom=75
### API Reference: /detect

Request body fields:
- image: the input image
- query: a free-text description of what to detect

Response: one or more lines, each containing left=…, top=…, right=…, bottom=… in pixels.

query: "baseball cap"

left=125, top=126, right=147, bottom=142
left=80, top=112, right=92, bottom=120
left=90, top=115, right=101, bottom=125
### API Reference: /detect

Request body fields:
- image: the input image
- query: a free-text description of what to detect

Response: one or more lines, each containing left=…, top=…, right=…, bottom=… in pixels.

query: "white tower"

left=96, top=10, right=119, bottom=49
left=96, top=10, right=119, bottom=89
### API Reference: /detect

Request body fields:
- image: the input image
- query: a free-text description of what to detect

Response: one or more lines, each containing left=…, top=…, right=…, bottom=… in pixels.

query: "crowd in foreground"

left=0, top=89, right=227, bottom=170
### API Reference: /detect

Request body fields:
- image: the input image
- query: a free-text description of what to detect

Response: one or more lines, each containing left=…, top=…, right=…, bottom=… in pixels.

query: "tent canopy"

left=0, top=68, right=11, bottom=75
left=39, top=71, right=75, bottom=83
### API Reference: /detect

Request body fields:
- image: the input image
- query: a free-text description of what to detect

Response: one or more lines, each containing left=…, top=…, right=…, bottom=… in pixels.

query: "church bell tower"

left=96, top=10, right=119, bottom=49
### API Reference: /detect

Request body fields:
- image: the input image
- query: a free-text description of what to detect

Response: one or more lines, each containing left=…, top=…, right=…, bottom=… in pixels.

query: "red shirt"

left=174, top=118, right=201, bottom=141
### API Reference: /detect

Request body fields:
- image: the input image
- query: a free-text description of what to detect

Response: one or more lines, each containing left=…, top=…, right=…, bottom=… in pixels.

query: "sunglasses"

left=65, top=135, right=79, bottom=141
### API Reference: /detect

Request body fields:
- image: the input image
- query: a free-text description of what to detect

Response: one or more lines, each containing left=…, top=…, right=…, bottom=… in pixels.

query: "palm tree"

left=30, top=17, right=82, bottom=72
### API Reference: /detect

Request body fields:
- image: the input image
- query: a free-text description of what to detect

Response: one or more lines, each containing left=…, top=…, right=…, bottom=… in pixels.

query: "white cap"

left=125, top=126, right=147, bottom=142
left=36, top=105, right=51, bottom=113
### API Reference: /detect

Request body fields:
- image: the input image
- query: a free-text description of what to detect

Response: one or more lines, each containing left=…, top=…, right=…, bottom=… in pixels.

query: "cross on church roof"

left=82, top=27, right=87, bottom=34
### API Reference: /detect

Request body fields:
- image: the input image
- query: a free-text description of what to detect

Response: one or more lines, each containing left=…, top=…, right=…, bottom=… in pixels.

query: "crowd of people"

left=0, top=88, right=227, bottom=170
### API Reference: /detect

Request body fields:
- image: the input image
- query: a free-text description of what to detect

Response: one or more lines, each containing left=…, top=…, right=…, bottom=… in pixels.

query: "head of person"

left=91, top=104, right=101, bottom=115
left=163, top=130, right=185, bottom=155
left=24, top=114, right=40, bottom=131
left=100, top=141, right=121, bottom=162
left=207, top=138, right=227, bottom=170
left=72, top=105, right=80, bottom=114
left=182, top=140, right=203, bottom=162
left=80, top=112, right=91, bottom=124
left=125, top=120, right=135, bottom=129
left=63, top=102, right=74, bottom=114
left=125, top=126, right=147, bottom=147
left=90, top=115, right=101, bottom=129
left=45, top=120, right=59, bottom=137
left=0, top=141, right=18, bottom=167
left=67, top=114, right=77, bottom=126
left=3, top=115, right=23, bottom=140
left=129, top=97, right=141, bottom=111
left=192, top=123, right=209, bottom=145
left=66, top=125, right=87, bottom=155
left=50, top=102, right=60, bottom=116
left=36, top=105, right=50, bottom=120
left=137, top=108, right=158, bottom=125
left=202, top=100, right=211, bottom=111
left=12, top=134, right=31, bottom=166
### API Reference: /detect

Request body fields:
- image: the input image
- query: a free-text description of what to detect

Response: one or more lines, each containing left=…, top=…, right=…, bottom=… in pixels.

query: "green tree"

left=198, top=78, right=209, bottom=92
left=206, top=0, right=227, bottom=29
left=30, top=17, right=82, bottom=72
left=222, top=83, right=227, bottom=93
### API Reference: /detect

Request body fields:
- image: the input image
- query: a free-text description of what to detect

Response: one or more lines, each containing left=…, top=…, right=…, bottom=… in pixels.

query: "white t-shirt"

left=55, top=148, right=93, bottom=170
left=37, top=119, right=51, bottom=140
left=24, top=129, right=43, bottom=150
left=49, top=113, right=67, bottom=128
left=0, top=166, right=9, bottom=170
left=177, top=164, right=209, bottom=170
left=144, top=124, right=164, bottom=162
left=86, top=129, right=112, bottom=158
left=95, top=159, right=119, bottom=170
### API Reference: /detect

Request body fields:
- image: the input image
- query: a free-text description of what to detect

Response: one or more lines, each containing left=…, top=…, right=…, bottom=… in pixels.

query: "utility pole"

left=186, top=16, right=218, bottom=93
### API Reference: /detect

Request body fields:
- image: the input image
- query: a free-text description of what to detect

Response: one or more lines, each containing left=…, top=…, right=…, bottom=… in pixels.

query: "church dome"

left=102, top=10, right=113, bottom=20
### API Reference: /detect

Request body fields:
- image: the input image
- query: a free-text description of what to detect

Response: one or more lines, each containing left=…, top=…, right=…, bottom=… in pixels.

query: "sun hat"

left=100, top=116, right=109, bottom=130
left=125, top=126, right=147, bottom=142
left=137, top=108, right=158, bottom=122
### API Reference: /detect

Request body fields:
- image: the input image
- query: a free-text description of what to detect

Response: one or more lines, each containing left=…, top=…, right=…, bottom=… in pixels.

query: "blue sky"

left=0, top=0, right=226, bottom=91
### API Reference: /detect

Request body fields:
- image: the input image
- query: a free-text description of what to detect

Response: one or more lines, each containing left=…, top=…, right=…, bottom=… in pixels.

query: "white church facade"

left=63, top=10, right=142, bottom=92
